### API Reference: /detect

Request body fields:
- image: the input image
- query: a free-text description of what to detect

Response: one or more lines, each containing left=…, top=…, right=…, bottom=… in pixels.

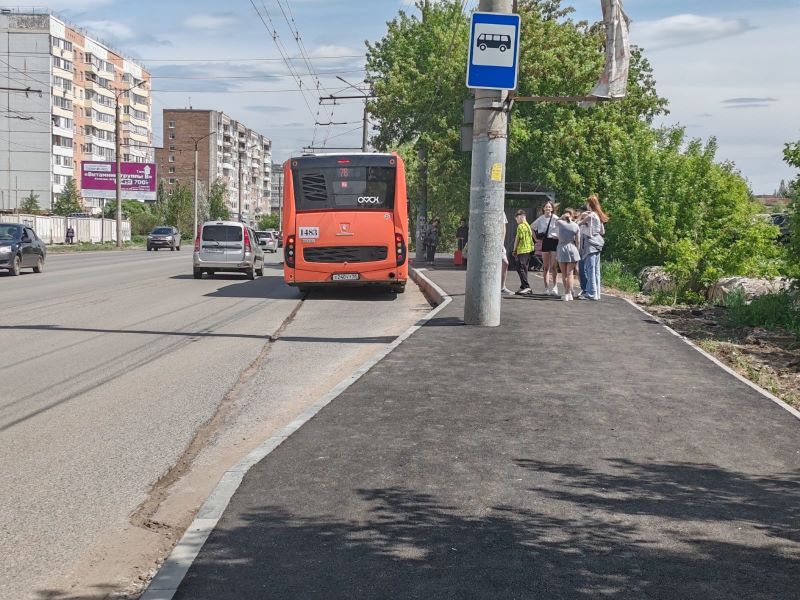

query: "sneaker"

left=550, top=287, right=560, bottom=296
left=516, top=287, right=532, bottom=295
left=501, top=287, right=513, bottom=295
left=562, top=294, right=569, bottom=302
left=565, top=292, right=574, bottom=302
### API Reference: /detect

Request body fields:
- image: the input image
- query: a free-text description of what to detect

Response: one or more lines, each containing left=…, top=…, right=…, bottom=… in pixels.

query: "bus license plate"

left=332, top=273, right=360, bottom=281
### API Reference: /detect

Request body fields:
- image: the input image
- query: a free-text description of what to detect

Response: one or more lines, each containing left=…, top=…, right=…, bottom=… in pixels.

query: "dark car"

left=147, top=226, right=181, bottom=251
left=0, top=223, right=46, bottom=276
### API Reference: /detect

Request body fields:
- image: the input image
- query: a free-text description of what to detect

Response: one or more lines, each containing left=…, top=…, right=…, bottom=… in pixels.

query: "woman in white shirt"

left=531, top=201, right=559, bottom=295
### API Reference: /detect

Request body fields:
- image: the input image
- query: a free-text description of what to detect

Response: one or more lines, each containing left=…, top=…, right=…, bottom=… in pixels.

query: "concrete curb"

left=140, top=270, right=452, bottom=600
left=621, top=298, right=800, bottom=422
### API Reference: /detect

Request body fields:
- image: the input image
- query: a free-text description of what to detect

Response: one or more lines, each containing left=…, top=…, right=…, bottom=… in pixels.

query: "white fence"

left=0, top=214, right=131, bottom=244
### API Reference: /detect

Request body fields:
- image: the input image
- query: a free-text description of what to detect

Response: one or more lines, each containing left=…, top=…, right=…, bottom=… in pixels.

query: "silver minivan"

left=193, top=221, right=264, bottom=280
left=256, top=230, right=279, bottom=253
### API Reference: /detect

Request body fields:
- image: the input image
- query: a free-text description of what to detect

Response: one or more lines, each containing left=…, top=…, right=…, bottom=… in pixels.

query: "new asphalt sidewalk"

left=152, top=264, right=800, bottom=599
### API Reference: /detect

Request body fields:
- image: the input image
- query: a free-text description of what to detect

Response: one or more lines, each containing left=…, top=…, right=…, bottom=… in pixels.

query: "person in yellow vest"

left=511, top=209, right=533, bottom=295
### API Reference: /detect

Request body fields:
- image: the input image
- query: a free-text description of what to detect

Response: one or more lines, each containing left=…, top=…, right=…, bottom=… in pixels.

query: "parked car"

left=147, top=226, right=181, bottom=251
left=256, top=230, right=279, bottom=253
left=193, top=220, right=264, bottom=280
left=0, top=223, right=46, bottom=276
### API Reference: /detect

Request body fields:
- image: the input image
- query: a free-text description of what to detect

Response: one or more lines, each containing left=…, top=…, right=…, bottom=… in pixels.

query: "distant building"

left=155, top=109, right=272, bottom=224
left=271, top=162, right=284, bottom=215
left=0, top=9, right=152, bottom=212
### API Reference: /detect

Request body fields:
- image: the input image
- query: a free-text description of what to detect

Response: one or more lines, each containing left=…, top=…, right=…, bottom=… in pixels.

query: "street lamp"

left=191, top=130, right=217, bottom=244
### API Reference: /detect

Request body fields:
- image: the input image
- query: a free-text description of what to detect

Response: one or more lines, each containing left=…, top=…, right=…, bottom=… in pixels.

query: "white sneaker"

left=550, top=287, right=560, bottom=296
left=501, top=287, right=513, bottom=294
left=562, top=294, right=569, bottom=302
left=566, top=292, right=574, bottom=302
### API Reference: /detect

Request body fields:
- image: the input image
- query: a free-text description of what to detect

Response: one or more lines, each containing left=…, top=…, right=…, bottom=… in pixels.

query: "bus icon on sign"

left=477, top=33, right=511, bottom=52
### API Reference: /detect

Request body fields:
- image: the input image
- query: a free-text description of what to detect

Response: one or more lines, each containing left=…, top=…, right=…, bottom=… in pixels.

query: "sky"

left=21, top=0, right=800, bottom=194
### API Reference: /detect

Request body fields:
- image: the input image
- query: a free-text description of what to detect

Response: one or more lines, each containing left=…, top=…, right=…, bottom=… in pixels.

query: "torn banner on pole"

left=581, top=0, right=631, bottom=107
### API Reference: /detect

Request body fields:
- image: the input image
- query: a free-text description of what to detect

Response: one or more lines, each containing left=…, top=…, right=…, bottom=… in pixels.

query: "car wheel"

left=246, top=267, right=256, bottom=280
left=155, top=247, right=159, bottom=251
left=177, top=245, right=181, bottom=251
left=256, top=264, right=264, bottom=276
left=193, top=268, right=203, bottom=279
left=171, top=245, right=175, bottom=251
left=208, top=270, right=215, bottom=278
left=33, top=256, right=44, bottom=274
left=9, top=255, right=21, bottom=276
left=479, top=43, right=487, bottom=51
left=147, top=246, right=152, bottom=251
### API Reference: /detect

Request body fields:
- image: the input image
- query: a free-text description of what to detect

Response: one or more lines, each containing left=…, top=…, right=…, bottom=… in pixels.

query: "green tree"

left=52, top=178, right=82, bottom=215
left=208, top=178, right=230, bottom=221
left=783, top=141, right=800, bottom=274
left=20, top=191, right=40, bottom=215
left=164, top=182, right=193, bottom=237
left=257, top=213, right=280, bottom=231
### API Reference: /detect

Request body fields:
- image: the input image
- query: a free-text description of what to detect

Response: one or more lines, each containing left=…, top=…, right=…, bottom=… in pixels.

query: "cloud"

left=25, top=0, right=111, bottom=7
left=722, top=97, right=779, bottom=104
left=245, top=105, right=293, bottom=113
left=634, top=14, right=757, bottom=51
left=184, top=13, right=236, bottom=31
left=82, top=20, right=135, bottom=40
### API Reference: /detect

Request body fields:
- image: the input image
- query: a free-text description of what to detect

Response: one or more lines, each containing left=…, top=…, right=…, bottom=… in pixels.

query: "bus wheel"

left=193, top=268, right=203, bottom=279
left=392, top=284, right=406, bottom=294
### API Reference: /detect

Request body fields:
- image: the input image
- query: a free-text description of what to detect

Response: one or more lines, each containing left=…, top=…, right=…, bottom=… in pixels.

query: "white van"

left=193, top=221, right=265, bottom=280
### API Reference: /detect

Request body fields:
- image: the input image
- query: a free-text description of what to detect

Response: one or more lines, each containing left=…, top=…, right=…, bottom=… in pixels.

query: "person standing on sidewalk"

left=512, top=210, right=534, bottom=295
left=577, top=194, right=608, bottom=300
left=501, top=212, right=513, bottom=295
left=425, top=218, right=440, bottom=264
left=456, top=218, right=468, bottom=251
left=556, top=209, right=581, bottom=301
left=532, top=201, right=560, bottom=296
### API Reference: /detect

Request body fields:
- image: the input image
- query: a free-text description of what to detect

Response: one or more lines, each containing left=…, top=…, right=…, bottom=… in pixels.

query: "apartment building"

left=271, top=161, right=284, bottom=214
left=155, top=109, right=272, bottom=224
left=0, top=10, right=152, bottom=212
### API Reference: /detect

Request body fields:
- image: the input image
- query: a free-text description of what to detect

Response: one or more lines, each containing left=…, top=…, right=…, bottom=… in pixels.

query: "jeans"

left=426, top=244, right=437, bottom=263
left=515, top=252, right=531, bottom=290
left=582, top=252, right=601, bottom=299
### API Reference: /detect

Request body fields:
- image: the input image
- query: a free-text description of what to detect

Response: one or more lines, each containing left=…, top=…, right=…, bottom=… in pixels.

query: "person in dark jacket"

left=66, top=226, right=75, bottom=244
left=425, top=218, right=440, bottom=264
left=456, top=218, right=468, bottom=251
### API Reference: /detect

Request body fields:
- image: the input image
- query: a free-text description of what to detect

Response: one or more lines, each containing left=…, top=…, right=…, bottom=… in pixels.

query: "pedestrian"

left=511, top=209, right=534, bottom=295
left=532, top=201, right=560, bottom=295
left=577, top=194, right=608, bottom=300
left=425, top=218, right=440, bottom=264
left=556, top=209, right=581, bottom=302
left=501, top=212, right=512, bottom=295
left=66, top=225, right=75, bottom=245
left=456, top=218, right=468, bottom=251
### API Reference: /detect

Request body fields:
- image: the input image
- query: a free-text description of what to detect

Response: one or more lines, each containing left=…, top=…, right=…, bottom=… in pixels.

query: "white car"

left=256, top=230, right=279, bottom=253
left=193, top=221, right=265, bottom=280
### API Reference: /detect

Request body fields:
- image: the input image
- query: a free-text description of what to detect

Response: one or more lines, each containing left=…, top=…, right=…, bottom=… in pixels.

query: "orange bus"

left=282, top=153, right=409, bottom=293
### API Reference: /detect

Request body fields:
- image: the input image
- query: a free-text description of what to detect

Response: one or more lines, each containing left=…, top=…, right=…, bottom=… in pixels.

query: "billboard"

left=81, top=161, right=157, bottom=201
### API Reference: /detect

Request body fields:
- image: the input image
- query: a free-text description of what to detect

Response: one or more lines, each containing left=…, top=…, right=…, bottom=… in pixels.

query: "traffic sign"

left=466, top=11, right=521, bottom=91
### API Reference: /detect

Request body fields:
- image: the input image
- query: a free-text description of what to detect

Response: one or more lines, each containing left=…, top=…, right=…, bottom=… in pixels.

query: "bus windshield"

left=293, top=161, right=396, bottom=211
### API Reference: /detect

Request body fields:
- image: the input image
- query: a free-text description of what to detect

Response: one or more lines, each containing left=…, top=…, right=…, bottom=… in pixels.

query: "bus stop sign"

left=466, top=11, right=521, bottom=91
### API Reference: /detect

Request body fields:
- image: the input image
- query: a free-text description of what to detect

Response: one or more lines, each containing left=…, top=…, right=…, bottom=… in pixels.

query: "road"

left=0, top=249, right=428, bottom=600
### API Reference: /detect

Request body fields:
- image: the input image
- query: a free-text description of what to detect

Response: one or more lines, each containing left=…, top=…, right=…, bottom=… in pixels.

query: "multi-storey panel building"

left=156, top=109, right=272, bottom=225
left=0, top=10, right=152, bottom=212
left=271, top=162, right=284, bottom=215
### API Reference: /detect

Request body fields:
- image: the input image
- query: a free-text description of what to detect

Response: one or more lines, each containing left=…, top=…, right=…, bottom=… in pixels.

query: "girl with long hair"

left=532, top=201, right=560, bottom=295
left=577, top=194, right=608, bottom=300
left=556, top=209, right=581, bottom=301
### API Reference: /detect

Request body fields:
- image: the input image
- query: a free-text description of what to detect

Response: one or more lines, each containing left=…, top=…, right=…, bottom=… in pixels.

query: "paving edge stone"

left=139, top=269, right=452, bottom=600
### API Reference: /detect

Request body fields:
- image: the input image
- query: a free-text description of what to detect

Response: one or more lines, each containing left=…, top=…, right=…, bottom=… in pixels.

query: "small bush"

left=725, top=290, right=800, bottom=335
left=601, top=260, right=640, bottom=293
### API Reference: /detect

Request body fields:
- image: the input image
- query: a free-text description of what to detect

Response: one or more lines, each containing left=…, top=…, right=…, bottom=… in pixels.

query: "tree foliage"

left=208, top=178, right=230, bottom=221
left=365, top=0, right=783, bottom=292
left=164, top=183, right=193, bottom=238
left=52, top=178, right=82, bottom=216
left=783, top=141, right=800, bottom=274
left=20, top=191, right=40, bottom=215
left=257, top=213, right=280, bottom=231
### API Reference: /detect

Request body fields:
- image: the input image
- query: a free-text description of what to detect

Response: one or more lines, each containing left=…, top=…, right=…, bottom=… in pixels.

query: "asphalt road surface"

left=0, top=249, right=427, bottom=600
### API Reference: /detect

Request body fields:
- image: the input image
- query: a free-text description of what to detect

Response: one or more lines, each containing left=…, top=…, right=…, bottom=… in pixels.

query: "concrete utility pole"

left=464, top=0, right=513, bottom=327
left=238, top=150, right=244, bottom=223
left=115, top=99, right=123, bottom=248
left=193, top=131, right=216, bottom=238
left=416, top=145, right=428, bottom=263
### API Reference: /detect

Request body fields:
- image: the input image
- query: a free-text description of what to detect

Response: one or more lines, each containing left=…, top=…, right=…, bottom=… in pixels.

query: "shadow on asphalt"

left=306, top=288, right=400, bottom=302
left=195, top=276, right=301, bottom=300
left=170, top=463, right=800, bottom=599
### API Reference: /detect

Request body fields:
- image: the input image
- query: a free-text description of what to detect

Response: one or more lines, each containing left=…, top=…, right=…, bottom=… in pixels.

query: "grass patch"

left=601, top=260, right=640, bottom=293
left=48, top=241, right=144, bottom=254
left=725, top=290, right=800, bottom=335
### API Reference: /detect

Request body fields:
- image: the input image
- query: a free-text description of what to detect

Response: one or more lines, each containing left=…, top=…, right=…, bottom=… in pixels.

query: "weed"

left=725, top=290, right=800, bottom=335
left=601, top=260, right=640, bottom=293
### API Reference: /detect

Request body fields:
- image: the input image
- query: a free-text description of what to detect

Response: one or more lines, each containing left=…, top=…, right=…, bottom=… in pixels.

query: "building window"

left=169, top=145, right=176, bottom=151
left=168, top=155, right=175, bottom=163
left=169, top=133, right=176, bottom=140
left=168, top=167, right=175, bottom=174
left=168, top=121, right=175, bottom=128
left=168, top=178, right=176, bottom=184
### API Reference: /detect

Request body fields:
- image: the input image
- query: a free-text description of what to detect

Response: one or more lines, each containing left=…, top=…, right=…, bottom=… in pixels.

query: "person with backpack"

left=577, top=194, right=608, bottom=300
